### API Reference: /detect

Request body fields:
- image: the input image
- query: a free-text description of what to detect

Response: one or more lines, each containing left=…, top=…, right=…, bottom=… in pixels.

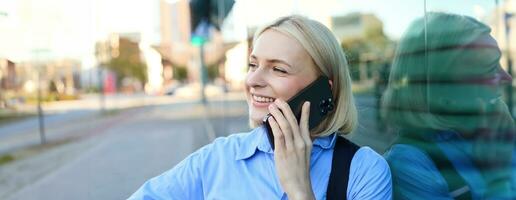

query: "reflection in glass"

left=382, top=12, right=515, bottom=199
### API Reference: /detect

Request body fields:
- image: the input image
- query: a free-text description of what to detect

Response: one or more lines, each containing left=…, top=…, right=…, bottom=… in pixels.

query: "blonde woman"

left=129, top=15, right=391, bottom=200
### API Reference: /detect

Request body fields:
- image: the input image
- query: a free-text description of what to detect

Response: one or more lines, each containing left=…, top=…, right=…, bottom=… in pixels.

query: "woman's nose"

left=246, top=67, right=267, bottom=88
left=497, top=66, right=513, bottom=84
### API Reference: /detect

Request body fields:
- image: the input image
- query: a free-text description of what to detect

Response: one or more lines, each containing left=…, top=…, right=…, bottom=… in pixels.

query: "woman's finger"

left=269, top=103, right=293, bottom=151
left=274, top=99, right=299, bottom=128
left=299, top=101, right=311, bottom=145
left=268, top=116, right=285, bottom=153
left=274, top=99, right=301, bottom=150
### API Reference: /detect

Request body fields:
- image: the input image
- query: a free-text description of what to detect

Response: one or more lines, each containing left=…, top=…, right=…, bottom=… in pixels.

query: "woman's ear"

left=328, top=80, right=333, bottom=90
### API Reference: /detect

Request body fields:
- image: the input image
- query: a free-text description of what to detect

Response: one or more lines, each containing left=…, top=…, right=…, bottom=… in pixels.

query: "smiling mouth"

left=252, top=94, right=275, bottom=103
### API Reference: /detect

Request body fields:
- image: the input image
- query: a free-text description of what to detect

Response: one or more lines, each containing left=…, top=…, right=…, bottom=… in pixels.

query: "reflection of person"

left=382, top=13, right=516, bottom=199
left=129, top=15, right=391, bottom=199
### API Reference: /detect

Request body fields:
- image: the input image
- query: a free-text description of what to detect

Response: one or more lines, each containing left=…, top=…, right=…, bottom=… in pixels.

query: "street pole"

left=508, top=56, right=514, bottom=118
left=199, top=42, right=207, bottom=104
left=98, top=65, right=105, bottom=112
left=192, top=20, right=210, bottom=105
left=504, top=11, right=514, bottom=118
left=37, top=67, right=46, bottom=144
left=218, top=0, right=227, bottom=134
left=218, top=0, right=224, bottom=28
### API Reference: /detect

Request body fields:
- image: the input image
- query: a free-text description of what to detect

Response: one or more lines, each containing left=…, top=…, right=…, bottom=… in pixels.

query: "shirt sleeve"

left=347, top=147, right=393, bottom=200
left=127, top=145, right=212, bottom=200
left=383, top=144, right=452, bottom=200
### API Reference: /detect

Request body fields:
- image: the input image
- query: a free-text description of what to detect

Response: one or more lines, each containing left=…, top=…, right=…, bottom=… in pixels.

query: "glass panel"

left=383, top=0, right=516, bottom=199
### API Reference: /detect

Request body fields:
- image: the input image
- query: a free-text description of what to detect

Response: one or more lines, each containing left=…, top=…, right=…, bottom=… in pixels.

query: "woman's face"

left=246, top=29, right=319, bottom=126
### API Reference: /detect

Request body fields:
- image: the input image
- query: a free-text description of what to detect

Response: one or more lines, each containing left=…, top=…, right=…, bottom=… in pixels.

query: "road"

left=0, top=94, right=392, bottom=200
left=0, top=93, right=244, bottom=155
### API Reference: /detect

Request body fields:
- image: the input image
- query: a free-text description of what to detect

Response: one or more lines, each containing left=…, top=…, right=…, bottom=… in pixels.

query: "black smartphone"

left=262, top=76, right=334, bottom=150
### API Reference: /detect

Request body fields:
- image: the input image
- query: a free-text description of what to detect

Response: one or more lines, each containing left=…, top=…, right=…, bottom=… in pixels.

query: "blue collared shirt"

left=129, top=126, right=392, bottom=199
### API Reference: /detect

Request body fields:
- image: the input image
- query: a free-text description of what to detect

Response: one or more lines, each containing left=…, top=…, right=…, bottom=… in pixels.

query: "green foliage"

left=83, top=86, right=99, bottom=93
left=105, top=38, right=147, bottom=86
left=24, top=93, right=78, bottom=103
left=341, top=21, right=392, bottom=81
left=173, top=66, right=188, bottom=81
left=207, top=64, right=219, bottom=81
left=0, top=111, right=35, bottom=126
left=0, top=154, right=14, bottom=165
left=342, top=38, right=369, bottom=81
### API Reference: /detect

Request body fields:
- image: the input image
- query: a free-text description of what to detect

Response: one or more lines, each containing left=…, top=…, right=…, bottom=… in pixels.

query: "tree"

left=341, top=21, right=392, bottom=81
left=106, top=37, right=147, bottom=86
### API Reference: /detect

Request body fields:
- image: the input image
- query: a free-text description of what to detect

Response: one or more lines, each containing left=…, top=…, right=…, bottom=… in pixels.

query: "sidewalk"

left=0, top=96, right=249, bottom=200
left=3, top=90, right=246, bottom=115
left=0, top=91, right=246, bottom=155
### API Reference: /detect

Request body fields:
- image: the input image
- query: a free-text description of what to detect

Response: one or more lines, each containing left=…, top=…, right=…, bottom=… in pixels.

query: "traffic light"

left=189, top=0, right=235, bottom=32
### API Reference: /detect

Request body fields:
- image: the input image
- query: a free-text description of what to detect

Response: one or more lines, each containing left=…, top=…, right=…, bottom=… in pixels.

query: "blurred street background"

left=0, top=0, right=515, bottom=199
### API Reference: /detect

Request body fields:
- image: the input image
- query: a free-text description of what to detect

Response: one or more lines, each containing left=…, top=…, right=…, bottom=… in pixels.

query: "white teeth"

left=253, top=94, right=274, bottom=103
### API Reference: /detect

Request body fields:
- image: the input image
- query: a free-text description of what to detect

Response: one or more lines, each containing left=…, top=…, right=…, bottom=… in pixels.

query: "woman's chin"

left=248, top=111, right=267, bottom=128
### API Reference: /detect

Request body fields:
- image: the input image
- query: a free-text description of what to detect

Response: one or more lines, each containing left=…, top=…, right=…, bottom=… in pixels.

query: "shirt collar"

left=314, top=132, right=337, bottom=149
left=235, top=126, right=338, bottom=160
left=234, top=126, right=264, bottom=160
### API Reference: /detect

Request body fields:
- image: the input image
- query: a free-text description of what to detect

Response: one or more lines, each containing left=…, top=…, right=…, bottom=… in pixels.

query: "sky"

left=0, top=0, right=504, bottom=63
left=0, top=0, right=160, bottom=63
left=319, top=0, right=496, bottom=39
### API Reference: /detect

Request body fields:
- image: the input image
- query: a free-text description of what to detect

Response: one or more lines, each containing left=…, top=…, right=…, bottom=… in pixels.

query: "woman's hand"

left=268, top=99, right=315, bottom=200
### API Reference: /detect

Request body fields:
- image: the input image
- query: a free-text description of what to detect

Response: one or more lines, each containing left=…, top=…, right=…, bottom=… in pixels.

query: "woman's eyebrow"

left=250, top=55, right=292, bottom=68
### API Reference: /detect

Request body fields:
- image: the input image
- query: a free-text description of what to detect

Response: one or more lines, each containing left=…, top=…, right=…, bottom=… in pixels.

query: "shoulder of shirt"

left=383, top=144, right=439, bottom=174
left=353, top=146, right=385, bottom=162
left=347, top=146, right=392, bottom=198
left=193, top=131, right=255, bottom=159
left=383, top=144, right=433, bottom=166
left=350, top=146, right=391, bottom=174
left=211, top=131, right=253, bottom=147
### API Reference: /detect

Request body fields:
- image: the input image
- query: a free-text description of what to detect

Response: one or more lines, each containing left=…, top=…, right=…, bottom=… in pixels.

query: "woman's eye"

left=273, top=67, right=287, bottom=73
left=248, top=63, right=257, bottom=70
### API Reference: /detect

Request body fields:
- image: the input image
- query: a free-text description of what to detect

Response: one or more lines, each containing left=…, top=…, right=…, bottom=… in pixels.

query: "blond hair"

left=252, top=15, right=357, bottom=137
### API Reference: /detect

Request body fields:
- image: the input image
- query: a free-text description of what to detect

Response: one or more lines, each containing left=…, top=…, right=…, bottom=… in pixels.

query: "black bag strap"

left=326, top=136, right=360, bottom=200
